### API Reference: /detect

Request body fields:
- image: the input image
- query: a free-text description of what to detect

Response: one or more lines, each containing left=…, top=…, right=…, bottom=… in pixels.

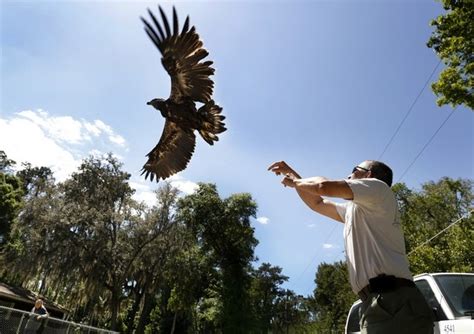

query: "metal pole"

left=15, top=313, right=26, bottom=334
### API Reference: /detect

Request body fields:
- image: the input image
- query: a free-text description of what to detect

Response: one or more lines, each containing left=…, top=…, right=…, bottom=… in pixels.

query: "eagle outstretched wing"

left=141, top=121, right=196, bottom=182
left=141, top=6, right=215, bottom=103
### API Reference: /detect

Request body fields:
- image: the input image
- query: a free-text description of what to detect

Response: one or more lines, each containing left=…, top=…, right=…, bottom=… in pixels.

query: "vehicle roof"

left=414, top=272, right=474, bottom=279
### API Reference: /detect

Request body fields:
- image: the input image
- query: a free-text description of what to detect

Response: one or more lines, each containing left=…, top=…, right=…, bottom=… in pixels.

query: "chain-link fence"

left=0, top=306, right=118, bottom=334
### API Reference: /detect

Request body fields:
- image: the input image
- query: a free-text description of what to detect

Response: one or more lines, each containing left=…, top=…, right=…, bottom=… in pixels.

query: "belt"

left=357, top=275, right=415, bottom=302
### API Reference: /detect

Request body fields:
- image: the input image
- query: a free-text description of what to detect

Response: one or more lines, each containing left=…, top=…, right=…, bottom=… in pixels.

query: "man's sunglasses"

left=352, top=166, right=371, bottom=174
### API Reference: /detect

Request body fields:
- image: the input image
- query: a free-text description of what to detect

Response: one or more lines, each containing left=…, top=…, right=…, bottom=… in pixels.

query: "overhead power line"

left=295, top=223, right=339, bottom=283
left=296, top=60, right=452, bottom=290
left=397, top=106, right=458, bottom=182
left=379, top=60, right=442, bottom=160
left=408, top=210, right=473, bottom=256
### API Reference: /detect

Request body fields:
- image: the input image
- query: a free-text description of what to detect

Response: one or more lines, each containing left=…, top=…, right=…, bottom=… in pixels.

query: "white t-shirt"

left=335, top=178, right=412, bottom=294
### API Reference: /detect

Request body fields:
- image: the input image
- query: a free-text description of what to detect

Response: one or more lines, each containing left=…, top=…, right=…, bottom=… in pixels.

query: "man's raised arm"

left=268, top=161, right=349, bottom=223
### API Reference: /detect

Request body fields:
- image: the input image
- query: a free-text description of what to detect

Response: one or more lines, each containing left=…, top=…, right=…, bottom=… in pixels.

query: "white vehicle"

left=345, top=273, right=474, bottom=334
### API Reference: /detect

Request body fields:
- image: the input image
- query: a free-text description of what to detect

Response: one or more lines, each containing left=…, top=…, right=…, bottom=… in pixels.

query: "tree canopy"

left=427, top=0, right=474, bottom=111
left=394, top=177, right=473, bottom=273
left=0, top=151, right=23, bottom=248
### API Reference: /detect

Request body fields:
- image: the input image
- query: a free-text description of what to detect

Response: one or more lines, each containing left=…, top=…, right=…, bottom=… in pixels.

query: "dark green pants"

left=359, top=286, right=434, bottom=334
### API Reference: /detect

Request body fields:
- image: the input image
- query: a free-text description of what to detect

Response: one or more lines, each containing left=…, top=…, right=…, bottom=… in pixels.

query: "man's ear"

left=367, top=171, right=373, bottom=178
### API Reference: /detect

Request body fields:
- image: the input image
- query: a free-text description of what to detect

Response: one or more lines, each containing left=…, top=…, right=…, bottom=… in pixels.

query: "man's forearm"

left=272, top=167, right=343, bottom=223
left=294, top=177, right=330, bottom=195
left=295, top=187, right=323, bottom=210
left=294, top=177, right=353, bottom=200
left=291, top=177, right=328, bottom=210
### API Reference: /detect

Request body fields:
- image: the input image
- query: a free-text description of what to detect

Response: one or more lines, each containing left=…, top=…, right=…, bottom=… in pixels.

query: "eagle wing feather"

left=141, top=6, right=215, bottom=103
left=141, top=120, right=196, bottom=182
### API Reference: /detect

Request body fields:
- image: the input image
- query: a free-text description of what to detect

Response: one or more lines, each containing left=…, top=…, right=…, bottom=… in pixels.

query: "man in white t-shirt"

left=268, top=160, right=434, bottom=334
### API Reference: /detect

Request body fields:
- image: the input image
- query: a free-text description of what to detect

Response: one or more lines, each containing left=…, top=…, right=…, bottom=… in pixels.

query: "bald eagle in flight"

left=140, top=6, right=226, bottom=182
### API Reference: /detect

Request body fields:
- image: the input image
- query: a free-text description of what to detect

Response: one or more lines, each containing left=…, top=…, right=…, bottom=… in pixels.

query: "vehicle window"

left=434, top=274, right=474, bottom=317
left=346, top=302, right=361, bottom=333
left=415, top=279, right=446, bottom=320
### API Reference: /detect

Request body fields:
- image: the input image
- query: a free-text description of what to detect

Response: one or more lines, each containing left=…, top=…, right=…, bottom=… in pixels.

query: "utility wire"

left=295, top=223, right=339, bottom=282
left=397, top=106, right=458, bottom=183
left=296, top=60, right=449, bottom=288
left=294, top=104, right=457, bottom=287
left=408, top=210, right=473, bottom=256
left=379, top=60, right=442, bottom=160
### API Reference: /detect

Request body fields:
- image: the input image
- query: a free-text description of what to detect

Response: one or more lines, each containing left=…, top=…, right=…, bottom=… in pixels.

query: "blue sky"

left=1, top=0, right=472, bottom=296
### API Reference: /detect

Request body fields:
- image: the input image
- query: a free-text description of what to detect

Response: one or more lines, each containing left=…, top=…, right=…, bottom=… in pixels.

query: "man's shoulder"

left=347, top=177, right=388, bottom=186
left=346, top=178, right=393, bottom=205
left=347, top=178, right=391, bottom=193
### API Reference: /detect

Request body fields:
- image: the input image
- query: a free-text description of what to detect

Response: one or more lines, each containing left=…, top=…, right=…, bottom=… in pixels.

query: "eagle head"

left=147, top=98, right=167, bottom=111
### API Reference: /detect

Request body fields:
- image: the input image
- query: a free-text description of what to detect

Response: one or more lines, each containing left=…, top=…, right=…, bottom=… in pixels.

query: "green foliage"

left=427, top=0, right=474, bottom=110
left=5, top=154, right=150, bottom=330
left=249, top=263, right=289, bottom=333
left=0, top=151, right=23, bottom=248
left=0, top=150, right=16, bottom=173
left=0, top=173, right=23, bottom=247
left=271, top=290, right=314, bottom=333
left=16, top=163, right=55, bottom=197
left=312, top=261, right=356, bottom=334
left=176, top=183, right=258, bottom=333
left=393, top=177, right=473, bottom=273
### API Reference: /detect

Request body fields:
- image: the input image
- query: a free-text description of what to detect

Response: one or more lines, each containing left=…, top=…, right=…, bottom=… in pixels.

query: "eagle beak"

left=146, top=101, right=152, bottom=105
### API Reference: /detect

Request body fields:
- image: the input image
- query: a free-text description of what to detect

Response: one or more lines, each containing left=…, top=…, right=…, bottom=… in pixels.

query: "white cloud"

left=83, top=121, right=102, bottom=137
left=133, top=189, right=157, bottom=207
left=169, top=174, right=198, bottom=195
left=256, top=216, right=270, bottom=225
left=129, top=174, right=199, bottom=208
left=12, top=110, right=126, bottom=147
left=89, top=120, right=126, bottom=147
left=109, top=134, right=126, bottom=146
left=18, top=110, right=83, bottom=144
left=129, top=181, right=158, bottom=206
left=307, top=224, right=316, bottom=228
left=0, top=117, right=80, bottom=181
left=0, top=109, right=128, bottom=182
left=323, top=243, right=336, bottom=249
left=129, top=181, right=151, bottom=192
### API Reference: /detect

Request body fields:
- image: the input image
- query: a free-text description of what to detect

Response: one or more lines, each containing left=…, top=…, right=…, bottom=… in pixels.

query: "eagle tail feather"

left=198, top=100, right=226, bottom=145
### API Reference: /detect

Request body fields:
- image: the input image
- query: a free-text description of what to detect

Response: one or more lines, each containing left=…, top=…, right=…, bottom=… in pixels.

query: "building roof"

left=0, top=281, right=68, bottom=314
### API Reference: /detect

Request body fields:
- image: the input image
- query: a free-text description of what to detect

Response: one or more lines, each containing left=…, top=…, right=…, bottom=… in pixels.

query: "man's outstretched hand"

left=268, top=161, right=298, bottom=176
left=268, top=161, right=301, bottom=187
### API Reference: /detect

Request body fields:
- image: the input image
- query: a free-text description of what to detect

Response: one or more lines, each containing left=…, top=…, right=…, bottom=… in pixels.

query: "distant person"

left=268, top=160, right=434, bottom=334
left=24, top=299, right=49, bottom=334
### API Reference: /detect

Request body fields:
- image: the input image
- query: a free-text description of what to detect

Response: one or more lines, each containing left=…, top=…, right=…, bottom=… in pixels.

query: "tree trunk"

left=110, top=288, right=120, bottom=330
left=135, top=292, right=155, bottom=334
left=170, top=312, right=177, bottom=334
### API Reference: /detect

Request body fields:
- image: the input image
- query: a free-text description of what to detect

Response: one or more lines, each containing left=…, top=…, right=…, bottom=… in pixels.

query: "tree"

left=59, top=154, right=145, bottom=330
left=249, top=263, right=289, bottom=333
left=3, top=162, right=62, bottom=295
left=6, top=154, right=150, bottom=330
left=3, top=163, right=55, bottom=286
left=0, top=151, right=23, bottom=248
left=16, top=163, right=55, bottom=198
left=0, top=151, right=16, bottom=173
left=131, top=184, right=193, bottom=334
left=393, top=177, right=473, bottom=273
left=311, top=261, right=355, bottom=334
left=176, top=183, right=258, bottom=333
left=427, top=0, right=474, bottom=111
left=272, top=290, right=313, bottom=334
